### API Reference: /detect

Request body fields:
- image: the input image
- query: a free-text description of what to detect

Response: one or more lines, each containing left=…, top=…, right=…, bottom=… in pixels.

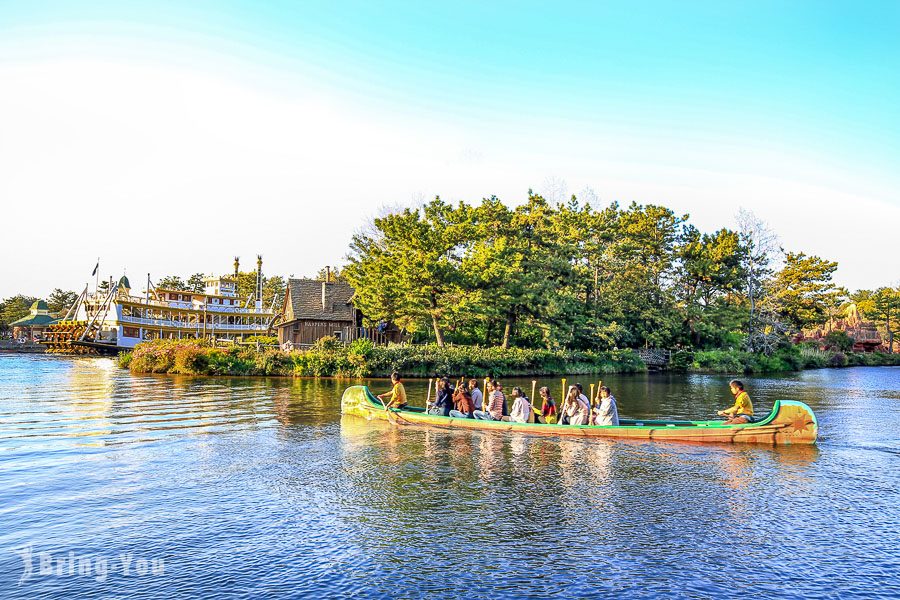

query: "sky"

left=1, top=0, right=898, bottom=298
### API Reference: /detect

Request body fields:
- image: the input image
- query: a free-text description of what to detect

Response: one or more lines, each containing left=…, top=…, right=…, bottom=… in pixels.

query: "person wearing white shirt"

left=592, top=386, right=620, bottom=426
left=506, top=387, right=533, bottom=423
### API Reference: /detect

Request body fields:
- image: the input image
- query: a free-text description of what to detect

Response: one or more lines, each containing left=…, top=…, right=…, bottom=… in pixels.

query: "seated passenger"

left=539, top=387, right=557, bottom=424
left=561, top=385, right=590, bottom=426
left=449, top=379, right=475, bottom=418
left=428, top=377, right=454, bottom=416
left=506, top=387, right=533, bottom=423
left=474, top=381, right=505, bottom=421
left=592, top=385, right=619, bottom=426
left=718, top=379, right=754, bottom=424
left=468, top=378, right=484, bottom=411
left=376, top=372, right=408, bottom=410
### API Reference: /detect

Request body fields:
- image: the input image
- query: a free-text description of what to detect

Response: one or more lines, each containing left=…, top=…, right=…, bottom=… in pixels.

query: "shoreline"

left=112, top=339, right=900, bottom=378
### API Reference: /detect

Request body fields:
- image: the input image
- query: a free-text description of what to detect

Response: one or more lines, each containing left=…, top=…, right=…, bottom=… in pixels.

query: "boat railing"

left=117, top=297, right=274, bottom=315
left=118, top=315, right=270, bottom=331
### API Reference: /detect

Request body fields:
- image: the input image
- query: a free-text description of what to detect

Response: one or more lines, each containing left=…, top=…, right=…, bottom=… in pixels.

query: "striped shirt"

left=487, top=391, right=505, bottom=420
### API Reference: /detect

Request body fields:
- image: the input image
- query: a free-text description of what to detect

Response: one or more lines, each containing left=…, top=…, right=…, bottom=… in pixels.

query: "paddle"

left=425, top=377, right=433, bottom=413
left=377, top=388, right=398, bottom=425
left=589, top=383, right=595, bottom=425
left=531, top=379, right=538, bottom=423
left=560, top=378, right=567, bottom=424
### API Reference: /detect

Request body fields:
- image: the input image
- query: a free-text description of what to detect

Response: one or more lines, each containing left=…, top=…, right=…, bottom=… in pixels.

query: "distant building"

left=276, top=278, right=402, bottom=347
left=10, top=300, right=56, bottom=341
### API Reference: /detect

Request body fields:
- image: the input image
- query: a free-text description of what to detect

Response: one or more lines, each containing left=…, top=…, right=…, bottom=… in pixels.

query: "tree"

left=461, top=194, right=572, bottom=348
left=46, top=289, right=78, bottom=315
left=315, top=266, right=345, bottom=282
left=736, top=209, right=780, bottom=352
left=599, top=202, right=685, bottom=347
left=262, top=275, right=286, bottom=308
left=868, top=287, right=900, bottom=353
left=187, top=273, right=206, bottom=293
left=344, top=197, right=465, bottom=346
left=0, top=295, right=39, bottom=331
left=768, top=252, right=840, bottom=332
left=157, top=275, right=187, bottom=291
left=675, top=227, right=746, bottom=347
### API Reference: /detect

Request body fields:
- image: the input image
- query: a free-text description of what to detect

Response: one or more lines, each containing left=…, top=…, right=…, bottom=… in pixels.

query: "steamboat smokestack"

left=255, top=255, right=263, bottom=310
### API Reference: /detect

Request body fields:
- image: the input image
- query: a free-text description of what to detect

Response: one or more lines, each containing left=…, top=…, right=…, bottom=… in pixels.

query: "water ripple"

left=0, top=355, right=898, bottom=598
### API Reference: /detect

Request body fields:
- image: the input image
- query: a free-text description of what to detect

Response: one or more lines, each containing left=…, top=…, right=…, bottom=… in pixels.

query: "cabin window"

left=123, top=327, right=140, bottom=338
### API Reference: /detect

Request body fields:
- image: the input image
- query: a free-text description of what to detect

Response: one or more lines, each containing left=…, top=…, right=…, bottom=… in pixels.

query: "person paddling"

left=377, top=372, right=408, bottom=410
left=718, top=379, right=754, bottom=424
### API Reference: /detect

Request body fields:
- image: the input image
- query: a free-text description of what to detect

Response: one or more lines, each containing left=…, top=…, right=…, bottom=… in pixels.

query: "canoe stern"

left=769, top=400, right=818, bottom=444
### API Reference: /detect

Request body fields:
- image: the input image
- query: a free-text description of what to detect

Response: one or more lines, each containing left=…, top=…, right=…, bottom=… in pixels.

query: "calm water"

left=0, top=355, right=898, bottom=599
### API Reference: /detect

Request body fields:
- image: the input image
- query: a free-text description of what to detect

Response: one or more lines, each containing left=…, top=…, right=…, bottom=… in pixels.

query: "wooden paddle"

left=531, top=379, right=537, bottom=423
left=377, top=389, right=397, bottom=424
left=425, top=377, right=433, bottom=412
left=589, top=383, right=595, bottom=424
left=560, top=378, right=567, bottom=424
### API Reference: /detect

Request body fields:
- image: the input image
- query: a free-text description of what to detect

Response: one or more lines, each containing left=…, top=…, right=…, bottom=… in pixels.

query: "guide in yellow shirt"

left=717, top=379, right=754, bottom=424
left=377, top=372, right=407, bottom=410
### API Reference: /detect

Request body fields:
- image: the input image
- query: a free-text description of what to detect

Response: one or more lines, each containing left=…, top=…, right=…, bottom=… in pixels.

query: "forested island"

left=4, top=193, right=898, bottom=376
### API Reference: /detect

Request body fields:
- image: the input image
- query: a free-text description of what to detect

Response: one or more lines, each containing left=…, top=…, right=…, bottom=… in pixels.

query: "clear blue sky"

left=1, top=1, right=898, bottom=295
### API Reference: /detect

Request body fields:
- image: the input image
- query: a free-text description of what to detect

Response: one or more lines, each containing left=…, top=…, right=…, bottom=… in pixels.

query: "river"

left=0, top=354, right=897, bottom=598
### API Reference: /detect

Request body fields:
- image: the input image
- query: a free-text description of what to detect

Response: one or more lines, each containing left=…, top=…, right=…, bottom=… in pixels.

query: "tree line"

left=343, top=193, right=899, bottom=352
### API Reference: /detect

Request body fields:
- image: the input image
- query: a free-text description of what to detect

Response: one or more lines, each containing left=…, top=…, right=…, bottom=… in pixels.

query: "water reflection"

left=0, top=356, right=898, bottom=599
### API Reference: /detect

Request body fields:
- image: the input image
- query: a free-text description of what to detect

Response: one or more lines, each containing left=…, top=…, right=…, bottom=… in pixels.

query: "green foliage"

left=117, top=351, right=133, bottom=369
left=157, top=275, right=187, bottom=291
left=768, top=252, right=841, bottom=332
left=823, top=330, right=854, bottom=352
left=124, top=339, right=647, bottom=377
left=245, top=335, right=279, bottom=345
left=0, top=295, right=38, bottom=330
left=186, top=273, right=206, bottom=293
left=344, top=197, right=465, bottom=346
left=865, top=287, right=899, bottom=352
left=828, top=352, right=849, bottom=367
left=46, top=289, right=78, bottom=315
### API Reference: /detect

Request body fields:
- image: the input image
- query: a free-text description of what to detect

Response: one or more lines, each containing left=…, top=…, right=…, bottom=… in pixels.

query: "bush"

left=124, top=339, right=647, bottom=377
left=691, top=350, right=745, bottom=373
left=117, top=351, right=133, bottom=369
left=245, top=335, right=279, bottom=346
left=823, top=330, right=854, bottom=352
left=828, top=352, right=848, bottom=367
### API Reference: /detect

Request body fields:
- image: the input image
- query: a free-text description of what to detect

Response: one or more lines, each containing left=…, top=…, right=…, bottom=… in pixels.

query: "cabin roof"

left=283, top=278, right=355, bottom=323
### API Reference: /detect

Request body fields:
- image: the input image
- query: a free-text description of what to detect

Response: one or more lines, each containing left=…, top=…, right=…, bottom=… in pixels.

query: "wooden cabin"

left=276, top=278, right=403, bottom=348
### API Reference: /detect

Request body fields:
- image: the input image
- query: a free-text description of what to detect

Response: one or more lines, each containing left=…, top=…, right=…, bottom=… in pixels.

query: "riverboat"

left=44, top=257, right=278, bottom=354
left=341, top=385, right=818, bottom=445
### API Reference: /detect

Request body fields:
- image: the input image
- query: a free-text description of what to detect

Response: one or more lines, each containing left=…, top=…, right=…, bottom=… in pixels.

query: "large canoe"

left=341, top=385, right=818, bottom=445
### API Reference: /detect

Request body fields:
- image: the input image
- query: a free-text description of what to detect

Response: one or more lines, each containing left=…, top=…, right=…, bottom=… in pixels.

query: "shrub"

left=828, top=352, right=848, bottom=367
left=172, top=344, right=209, bottom=375
left=245, top=335, right=279, bottom=346
left=823, top=330, right=854, bottom=352
left=117, top=351, right=133, bottom=369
